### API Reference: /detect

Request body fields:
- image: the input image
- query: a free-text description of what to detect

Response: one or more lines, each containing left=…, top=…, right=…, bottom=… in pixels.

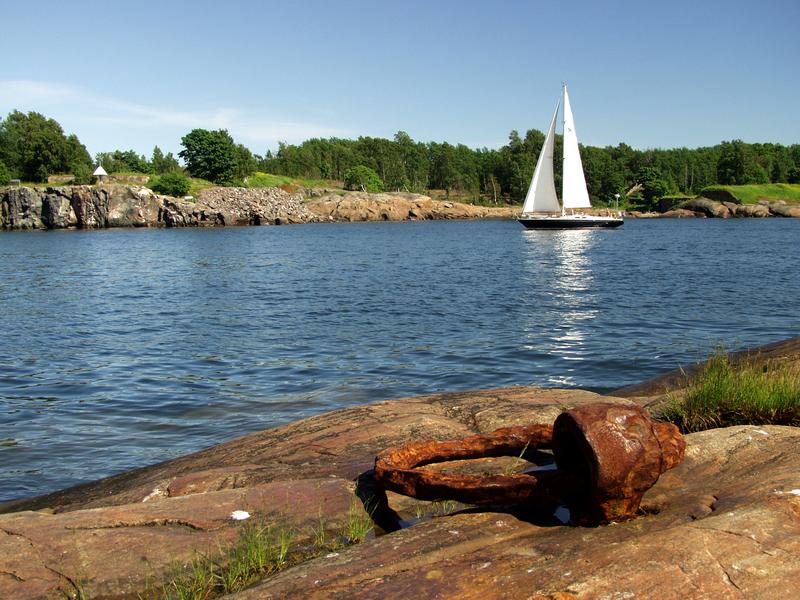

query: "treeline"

left=262, top=133, right=800, bottom=207
left=3, top=109, right=800, bottom=209
left=0, top=110, right=93, bottom=184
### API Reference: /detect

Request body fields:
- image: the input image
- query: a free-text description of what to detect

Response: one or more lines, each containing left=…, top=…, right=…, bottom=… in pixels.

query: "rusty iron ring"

left=373, top=404, right=686, bottom=524
left=373, top=423, right=576, bottom=506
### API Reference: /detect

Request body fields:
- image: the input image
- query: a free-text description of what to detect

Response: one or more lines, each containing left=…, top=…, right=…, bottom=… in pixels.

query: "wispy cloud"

left=0, top=80, right=352, bottom=151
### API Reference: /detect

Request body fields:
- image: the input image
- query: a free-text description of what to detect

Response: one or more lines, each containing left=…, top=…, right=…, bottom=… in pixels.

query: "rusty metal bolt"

left=373, top=403, right=685, bottom=525
left=552, top=403, right=685, bottom=524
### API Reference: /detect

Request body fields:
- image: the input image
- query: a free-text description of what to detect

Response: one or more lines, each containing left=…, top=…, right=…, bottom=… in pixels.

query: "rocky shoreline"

left=5, top=185, right=797, bottom=232
left=629, top=195, right=800, bottom=219
left=1, top=337, right=798, bottom=599
left=0, top=185, right=517, bottom=231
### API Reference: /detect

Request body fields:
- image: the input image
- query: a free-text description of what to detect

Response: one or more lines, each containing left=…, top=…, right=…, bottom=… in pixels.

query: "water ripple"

left=1, top=219, right=798, bottom=500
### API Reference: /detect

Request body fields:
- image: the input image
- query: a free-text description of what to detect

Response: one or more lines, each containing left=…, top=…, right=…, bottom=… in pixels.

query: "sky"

left=1, top=0, right=798, bottom=158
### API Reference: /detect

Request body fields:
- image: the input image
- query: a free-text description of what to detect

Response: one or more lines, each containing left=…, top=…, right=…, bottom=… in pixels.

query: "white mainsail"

left=561, top=85, right=592, bottom=210
left=521, top=100, right=560, bottom=214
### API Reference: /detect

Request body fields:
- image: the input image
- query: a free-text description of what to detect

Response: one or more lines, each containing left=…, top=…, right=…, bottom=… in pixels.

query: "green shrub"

left=0, top=160, right=10, bottom=185
left=344, top=165, right=384, bottom=193
left=70, top=163, right=95, bottom=185
left=151, top=171, right=191, bottom=197
left=658, top=350, right=800, bottom=432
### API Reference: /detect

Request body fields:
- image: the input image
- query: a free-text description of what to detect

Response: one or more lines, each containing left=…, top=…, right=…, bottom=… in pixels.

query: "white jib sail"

left=561, top=85, right=592, bottom=210
left=521, top=100, right=561, bottom=214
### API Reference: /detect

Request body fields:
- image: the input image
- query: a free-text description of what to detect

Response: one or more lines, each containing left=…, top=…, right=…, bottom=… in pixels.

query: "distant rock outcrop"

left=682, top=197, right=732, bottom=218
left=306, top=191, right=518, bottom=222
left=680, top=196, right=799, bottom=218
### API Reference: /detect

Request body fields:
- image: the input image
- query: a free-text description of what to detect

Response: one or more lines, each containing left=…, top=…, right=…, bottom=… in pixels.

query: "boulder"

left=682, top=197, right=730, bottom=218
left=699, top=188, right=741, bottom=204
left=660, top=208, right=700, bottom=218
left=734, top=203, right=771, bottom=218
left=769, top=204, right=800, bottom=218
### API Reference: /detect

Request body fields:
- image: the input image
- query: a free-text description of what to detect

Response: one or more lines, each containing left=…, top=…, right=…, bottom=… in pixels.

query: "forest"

left=2, top=109, right=799, bottom=210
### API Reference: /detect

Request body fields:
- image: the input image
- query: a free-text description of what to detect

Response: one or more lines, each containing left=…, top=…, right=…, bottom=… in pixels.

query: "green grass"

left=343, top=499, right=375, bottom=544
left=411, top=499, right=468, bottom=522
left=657, top=350, right=800, bottom=432
left=154, top=501, right=377, bottom=600
left=701, top=183, right=800, bottom=205
left=185, top=177, right=215, bottom=199
left=244, top=172, right=341, bottom=190
left=156, top=520, right=296, bottom=599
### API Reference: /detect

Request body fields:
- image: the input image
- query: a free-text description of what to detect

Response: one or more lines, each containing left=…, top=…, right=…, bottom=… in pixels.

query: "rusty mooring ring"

left=373, top=403, right=685, bottom=524
left=373, top=422, right=573, bottom=506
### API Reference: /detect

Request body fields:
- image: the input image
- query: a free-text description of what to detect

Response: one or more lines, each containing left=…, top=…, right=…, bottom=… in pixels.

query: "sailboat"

left=518, top=85, right=623, bottom=229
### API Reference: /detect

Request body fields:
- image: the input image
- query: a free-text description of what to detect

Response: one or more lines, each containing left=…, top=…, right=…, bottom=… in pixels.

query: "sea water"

left=0, top=218, right=797, bottom=500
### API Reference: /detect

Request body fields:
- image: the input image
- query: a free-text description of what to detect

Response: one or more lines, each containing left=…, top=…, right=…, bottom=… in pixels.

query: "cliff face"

left=0, top=185, right=322, bottom=231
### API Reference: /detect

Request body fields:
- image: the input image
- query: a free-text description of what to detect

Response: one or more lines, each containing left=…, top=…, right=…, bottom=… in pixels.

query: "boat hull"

left=518, top=215, right=623, bottom=229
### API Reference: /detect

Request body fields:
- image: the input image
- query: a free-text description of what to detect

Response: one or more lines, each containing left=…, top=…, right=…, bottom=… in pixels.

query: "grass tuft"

left=156, top=501, right=376, bottom=600
left=157, top=519, right=294, bottom=599
left=657, top=349, right=800, bottom=432
left=343, top=499, right=374, bottom=544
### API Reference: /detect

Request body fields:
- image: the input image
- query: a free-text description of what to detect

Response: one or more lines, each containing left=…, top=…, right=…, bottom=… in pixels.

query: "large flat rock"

left=234, top=425, right=800, bottom=599
left=0, top=387, right=610, bottom=598
left=2, top=382, right=799, bottom=598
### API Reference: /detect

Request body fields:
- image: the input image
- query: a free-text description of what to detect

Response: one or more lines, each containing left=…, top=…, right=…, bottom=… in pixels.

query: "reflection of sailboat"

left=519, top=85, right=623, bottom=229
left=520, top=229, right=599, bottom=386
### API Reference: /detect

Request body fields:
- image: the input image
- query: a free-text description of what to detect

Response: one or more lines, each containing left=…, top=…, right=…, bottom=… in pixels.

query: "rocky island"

left=1, top=337, right=798, bottom=599
left=2, top=184, right=799, bottom=232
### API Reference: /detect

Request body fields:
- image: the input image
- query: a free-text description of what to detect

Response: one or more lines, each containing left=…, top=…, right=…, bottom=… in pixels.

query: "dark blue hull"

left=518, top=216, right=623, bottom=229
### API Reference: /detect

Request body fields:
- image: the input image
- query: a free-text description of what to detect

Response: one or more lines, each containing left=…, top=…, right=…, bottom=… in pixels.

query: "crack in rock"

left=64, top=518, right=206, bottom=531
left=0, top=570, right=24, bottom=582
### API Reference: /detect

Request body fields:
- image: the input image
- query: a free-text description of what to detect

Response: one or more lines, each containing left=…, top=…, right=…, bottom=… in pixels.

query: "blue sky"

left=1, top=0, right=798, bottom=157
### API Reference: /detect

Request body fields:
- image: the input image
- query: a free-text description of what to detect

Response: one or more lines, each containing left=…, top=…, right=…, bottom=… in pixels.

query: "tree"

left=95, top=149, right=150, bottom=174
left=151, top=146, right=181, bottom=174
left=344, top=165, right=384, bottom=192
left=233, top=144, right=257, bottom=182
left=0, top=160, right=10, bottom=185
left=64, top=134, right=92, bottom=174
left=637, top=166, right=670, bottom=210
left=179, top=129, right=238, bottom=184
left=0, top=110, right=91, bottom=181
left=717, top=140, right=749, bottom=185
left=151, top=171, right=191, bottom=197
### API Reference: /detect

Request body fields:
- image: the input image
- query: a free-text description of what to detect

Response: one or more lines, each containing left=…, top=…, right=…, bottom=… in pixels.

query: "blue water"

left=0, top=219, right=797, bottom=501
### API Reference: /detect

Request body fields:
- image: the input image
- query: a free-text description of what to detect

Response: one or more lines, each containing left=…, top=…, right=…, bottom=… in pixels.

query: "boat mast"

left=561, top=82, right=566, bottom=216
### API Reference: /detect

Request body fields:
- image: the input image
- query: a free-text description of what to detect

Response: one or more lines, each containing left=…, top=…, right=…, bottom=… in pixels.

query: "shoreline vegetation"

left=0, top=337, right=799, bottom=598
left=658, top=349, right=800, bottom=432
left=2, top=109, right=800, bottom=215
